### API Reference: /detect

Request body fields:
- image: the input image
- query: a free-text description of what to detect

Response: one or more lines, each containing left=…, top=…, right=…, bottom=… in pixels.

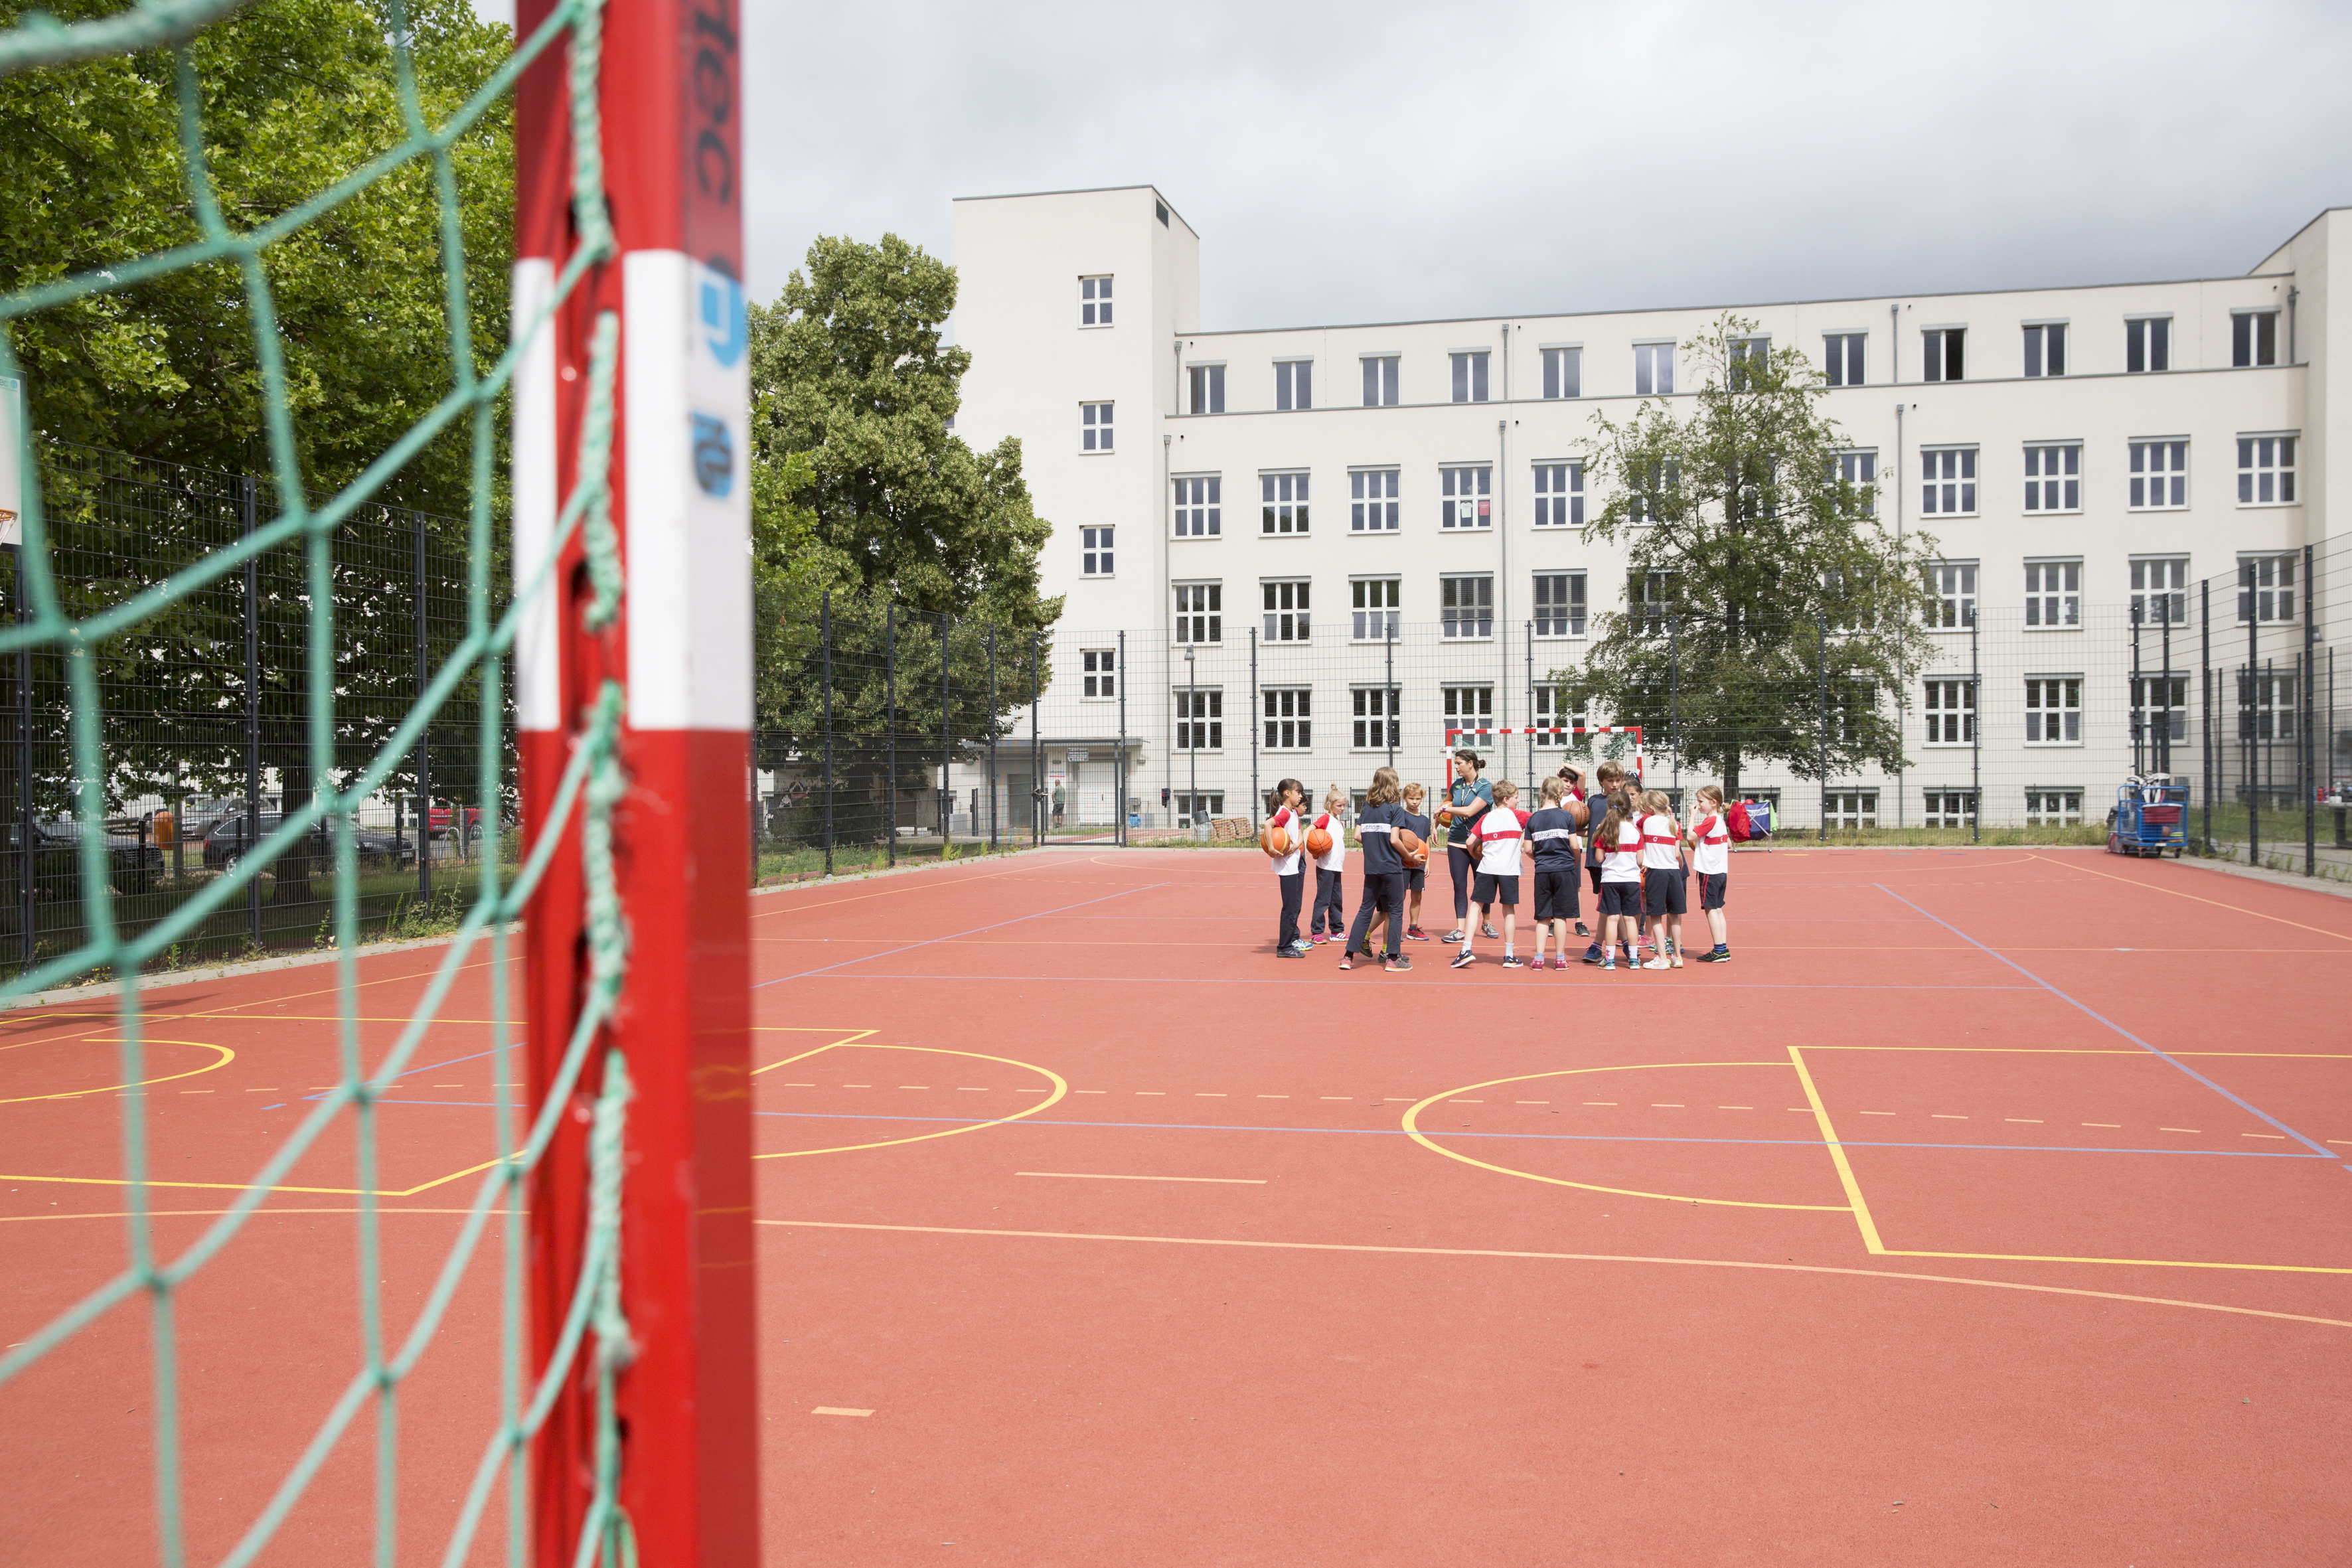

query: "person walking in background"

left=1052, top=781, right=1065, bottom=828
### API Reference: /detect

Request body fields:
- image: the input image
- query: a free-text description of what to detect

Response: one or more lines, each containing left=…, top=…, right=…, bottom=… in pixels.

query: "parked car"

left=202, top=814, right=416, bottom=874
left=0, top=819, right=166, bottom=896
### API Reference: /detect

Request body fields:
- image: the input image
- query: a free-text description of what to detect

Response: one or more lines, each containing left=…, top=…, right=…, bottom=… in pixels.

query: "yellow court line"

left=1401, top=1063, right=1850, bottom=1212
left=750, top=1030, right=876, bottom=1073
left=1788, top=1043, right=2351, bottom=1276
left=753, top=1043, right=1067, bottom=1160
left=752, top=1219, right=2352, bottom=1332
left=0, top=1040, right=235, bottom=1104
left=1804, top=1045, right=2352, bottom=1059
left=0, top=1206, right=486, bottom=1223
left=2027, top=852, right=2352, bottom=943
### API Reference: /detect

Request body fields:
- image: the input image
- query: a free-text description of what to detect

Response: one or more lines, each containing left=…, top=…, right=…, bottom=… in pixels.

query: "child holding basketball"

left=1637, top=788, right=1688, bottom=970
left=1524, top=774, right=1584, bottom=971
left=1308, top=784, right=1350, bottom=943
left=1453, top=779, right=1526, bottom=969
left=1265, top=778, right=1310, bottom=957
left=1401, top=782, right=1433, bottom=941
left=1684, top=783, right=1733, bottom=962
left=1593, top=789, right=1642, bottom=973
left=1342, top=767, right=1411, bottom=972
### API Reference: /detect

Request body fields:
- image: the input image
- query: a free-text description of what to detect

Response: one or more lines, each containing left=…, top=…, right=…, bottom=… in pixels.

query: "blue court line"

left=755, top=882, right=1168, bottom=987
left=350, top=1099, right=2333, bottom=1160
left=1875, top=883, right=2339, bottom=1162
left=298, top=1042, right=521, bottom=1102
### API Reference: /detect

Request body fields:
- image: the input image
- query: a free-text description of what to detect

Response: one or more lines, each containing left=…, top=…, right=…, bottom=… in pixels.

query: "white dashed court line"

left=813, top=1407, right=872, bottom=1417
left=1018, top=1172, right=1267, bottom=1184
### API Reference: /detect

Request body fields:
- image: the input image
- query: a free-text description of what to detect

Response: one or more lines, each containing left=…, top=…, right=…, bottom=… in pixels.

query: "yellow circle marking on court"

left=755, top=1042, right=1067, bottom=1160
left=0, top=1038, right=236, bottom=1105
left=1402, top=1062, right=1851, bottom=1210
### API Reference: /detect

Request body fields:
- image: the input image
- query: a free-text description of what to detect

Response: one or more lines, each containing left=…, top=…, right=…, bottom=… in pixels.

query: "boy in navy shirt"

left=1342, top=766, right=1412, bottom=972
left=1524, top=774, right=1584, bottom=972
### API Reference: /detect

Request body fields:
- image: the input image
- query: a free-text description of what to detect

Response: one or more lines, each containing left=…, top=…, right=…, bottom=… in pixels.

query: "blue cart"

left=2106, top=781, right=2187, bottom=858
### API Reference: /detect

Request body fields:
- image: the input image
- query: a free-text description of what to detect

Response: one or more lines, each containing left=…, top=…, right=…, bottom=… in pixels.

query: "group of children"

left=1264, top=752, right=1733, bottom=974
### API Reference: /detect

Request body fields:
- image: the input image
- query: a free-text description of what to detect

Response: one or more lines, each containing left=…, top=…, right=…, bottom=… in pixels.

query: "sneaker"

left=1670, top=954, right=1684, bottom=969
left=1338, top=951, right=1354, bottom=970
left=1697, top=947, right=1730, bottom=963
left=1405, top=925, right=1431, bottom=942
left=1385, top=954, right=1412, bottom=973
left=1441, top=929, right=1465, bottom=943
left=1574, top=921, right=1590, bottom=937
left=1284, top=939, right=1314, bottom=957
left=1642, top=957, right=1672, bottom=971
left=1481, top=922, right=1501, bottom=939
left=1277, top=946, right=1306, bottom=959
left=1502, top=955, right=1525, bottom=969
left=1450, top=950, right=1477, bottom=969
left=1552, top=955, right=1571, bottom=971
left=1310, top=933, right=1328, bottom=945
left=1599, top=958, right=1615, bottom=971
left=1581, top=947, right=1604, bottom=965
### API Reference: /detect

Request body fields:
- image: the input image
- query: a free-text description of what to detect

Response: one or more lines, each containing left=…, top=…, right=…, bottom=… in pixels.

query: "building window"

left=1262, top=687, right=1312, bottom=751
left=1259, top=471, right=1309, bottom=535
left=1174, top=476, right=1221, bottom=537
left=1634, top=570, right=1678, bottom=635
left=2128, top=440, right=2186, bottom=509
left=1533, top=462, right=1583, bottom=528
left=1350, top=468, right=1399, bottom=532
left=2126, top=316, right=2171, bottom=374
left=1450, top=351, right=1490, bottom=403
left=2237, top=435, right=2296, bottom=505
left=1273, top=358, right=1312, bottom=411
left=1729, top=335, right=1771, bottom=390
left=2025, top=788, right=2081, bottom=825
left=1187, top=364, right=1225, bottom=414
left=1922, top=789, right=1977, bottom=828
left=2023, top=443, right=2080, bottom=512
left=2238, top=553, right=2297, bottom=623
left=1081, top=526, right=1113, bottom=576
left=1920, top=447, right=1976, bottom=515
left=1081, top=402, right=1113, bottom=451
left=1174, top=583, right=1221, bottom=645
left=1542, top=347, right=1581, bottom=399
left=1351, top=686, right=1401, bottom=750
left=1924, top=680, right=1976, bottom=744
left=1081, top=649, right=1117, bottom=698
left=1361, top=356, right=1398, bottom=407
left=2130, top=557, right=2187, bottom=627
left=2023, top=322, right=2066, bottom=378
left=1174, top=688, right=1223, bottom=750
left=1532, top=572, right=1587, bottom=637
left=1826, top=790, right=1879, bottom=830
left=1922, top=327, right=1965, bottom=382
left=1079, top=275, right=1112, bottom=327
left=1351, top=577, right=1400, bottom=641
left=2233, top=310, right=2280, bottom=368
left=1833, top=450, right=1877, bottom=514
left=1441, top=574, right=1493, bottom=639
left=1532, top=683, right=1583, bottom=747
left=1260, top=578, right=1310, bottom=642
left=1442, top=684, right=1492, bottom=743
left=2024, top=677, right=2081, bottom=744
left=1440, top=465, right=1492, bottom=530
left=1824, top=333, right=1865, bottom=387
left=1829, top=682, right=1877, bottom=744
left=2024, top=560, right=2080, bottom=628
left=2134, top=675, right=2187, bottom=746
left=2238, top=670, right=2298, bottom=742
left=1634, top=342, right=1674, bottom=396
left=1172, top=791, right=1223, bottom=821
left=1928, top=562, right=1976, bottom=629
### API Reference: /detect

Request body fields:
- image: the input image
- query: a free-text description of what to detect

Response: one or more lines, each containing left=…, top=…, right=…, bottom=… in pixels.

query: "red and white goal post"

left=1441, top=726, right=1648, bottom=793
left=514, top=0, right=758, bottom=1563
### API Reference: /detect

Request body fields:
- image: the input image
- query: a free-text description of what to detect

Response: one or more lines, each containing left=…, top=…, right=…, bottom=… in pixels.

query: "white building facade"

left=953, top=187, right=2347, bottom=832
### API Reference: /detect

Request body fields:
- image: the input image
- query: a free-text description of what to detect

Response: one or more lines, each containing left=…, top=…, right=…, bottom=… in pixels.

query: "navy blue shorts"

left=1644, top=868, right=1687, bottom=915
left=1406, top=868, right=1426, bottom=893
left=1533, top=868, right=1579, bottom=922
left=1472, top=872, right=1520, bottom=908
left=1597, top=880, right=1641, bottom=917
left=1699, top=872, right=1727, bottom=910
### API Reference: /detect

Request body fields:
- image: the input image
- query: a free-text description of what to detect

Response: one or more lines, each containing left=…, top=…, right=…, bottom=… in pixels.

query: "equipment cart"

left=2106, top=779, right=2187, bottom=858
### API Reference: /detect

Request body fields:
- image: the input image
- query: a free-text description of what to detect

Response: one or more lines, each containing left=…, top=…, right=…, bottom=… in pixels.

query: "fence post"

left=1670, top=613, right=1682, bottom=799
left=1818, top=613, right=1828, bottom=842
left=1117, top=629, right=1128, bottom=845
left=2304, top=542, right=2316, bottom=876
left=939, top=615, right=951, bottom=847
left=242, top=473, right=261, bottom=945
left=15, top=542, right=30, bottom=968
left=2158, top=599, right=2174, bottom=779
left=1383, top=621, right=1394, bottom=771
left=2246, top=566, right=2259, bottom=866
left=988, top=625, right=998, bottom=853
left=414, top=509, right=431, bottom=902
left=1970, top=605, right=1981, bottom=844
left=885, top=603, right=896, bottom=868
left=1030, top=629, right=1041, bottom=846
left=1185, top=643, right=1198, bottom=833
left=2130, top=603, right=2145, bottom=776
left=821, top=591, right=833, bottom=878
left=1250, top=629, right=1261, bottom=820
left=2201, top=579, right=2212, bottom=851
left=1526, top=620, right=1535, bottom=787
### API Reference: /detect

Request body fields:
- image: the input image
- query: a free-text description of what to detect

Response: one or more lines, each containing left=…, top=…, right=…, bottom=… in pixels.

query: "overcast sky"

left=491, top=0, right=2352, bottom=327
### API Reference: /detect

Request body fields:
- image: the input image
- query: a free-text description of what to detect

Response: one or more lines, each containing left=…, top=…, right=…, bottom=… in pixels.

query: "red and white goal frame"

left=513, top=1, right=757, bottom=1563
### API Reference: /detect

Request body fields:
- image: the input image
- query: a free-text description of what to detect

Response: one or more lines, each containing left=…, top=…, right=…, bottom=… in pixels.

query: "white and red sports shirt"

left=1313, top=810, right=1349, bottom=872
left=1472, top=807, right=1526, bottom=876
left=1688, top=813, right=1731, bottom=876
left=1269, top=806, right=1304, bottom=876
left=1638, top=812, right=1684, bottom=871
left=1599, top=817, right=1642, bottom=882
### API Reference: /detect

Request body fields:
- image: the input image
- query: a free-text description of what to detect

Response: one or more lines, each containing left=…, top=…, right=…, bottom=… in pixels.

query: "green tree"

left=1559, top=315, right=1936, bottom=802
left=746, top=235, right=1059, bottom=846
left=1, top=0, right=513, bottom=904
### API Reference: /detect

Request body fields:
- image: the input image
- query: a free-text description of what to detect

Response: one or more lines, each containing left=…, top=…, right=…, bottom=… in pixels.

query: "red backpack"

left=1725, top=801, right=1755, bottom=843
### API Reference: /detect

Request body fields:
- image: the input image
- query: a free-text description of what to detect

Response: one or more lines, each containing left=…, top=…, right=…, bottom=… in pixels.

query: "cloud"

left=719, top=0, right=2349, bottom=325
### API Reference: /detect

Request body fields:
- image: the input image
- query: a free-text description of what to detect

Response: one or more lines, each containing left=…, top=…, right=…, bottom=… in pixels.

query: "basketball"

left=1435, top=806, right=1454, bottom=826
left=1464, top=834, right=1484, bottom=863
left=1304, top=826, right=1334, bottom=858
left=1260, top=825, right=1291, bottom=858
left=1395, top=827, right=1428, bottom=868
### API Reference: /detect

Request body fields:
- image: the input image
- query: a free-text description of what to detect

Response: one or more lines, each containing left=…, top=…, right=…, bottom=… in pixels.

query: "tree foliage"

left=1560, top=315, right=1937, bottom=797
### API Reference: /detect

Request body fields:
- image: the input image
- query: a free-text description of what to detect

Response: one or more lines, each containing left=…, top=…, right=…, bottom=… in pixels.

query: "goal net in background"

left=0, top=0, right=759, bottom=1561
